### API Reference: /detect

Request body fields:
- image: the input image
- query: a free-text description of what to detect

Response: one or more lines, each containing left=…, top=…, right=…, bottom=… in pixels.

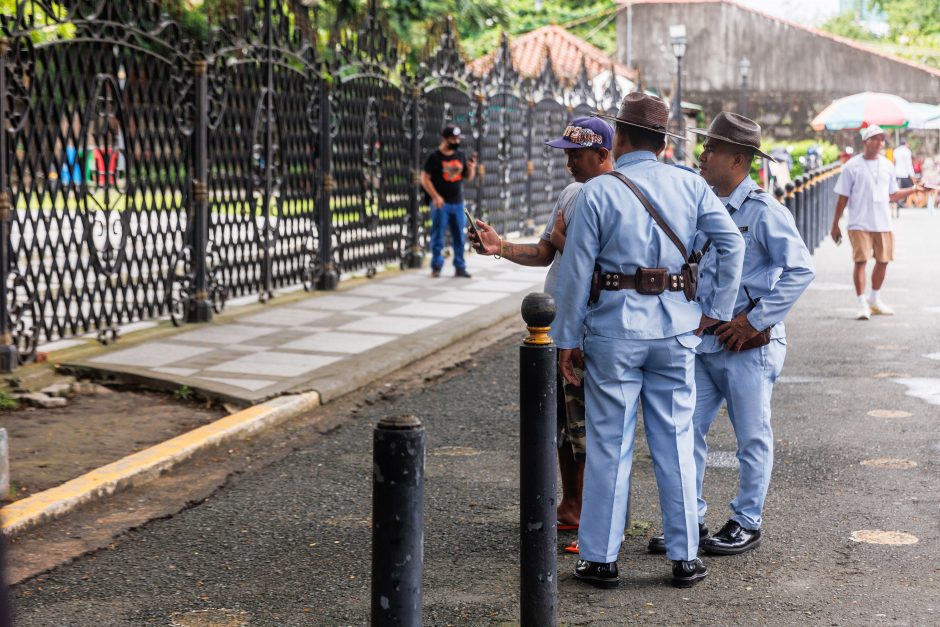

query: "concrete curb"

left=0, top=391, right=320, bottom=537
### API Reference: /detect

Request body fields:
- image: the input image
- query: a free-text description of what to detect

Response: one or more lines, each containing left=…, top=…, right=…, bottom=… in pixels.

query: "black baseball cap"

left=441, top=124, right=462, bottom=139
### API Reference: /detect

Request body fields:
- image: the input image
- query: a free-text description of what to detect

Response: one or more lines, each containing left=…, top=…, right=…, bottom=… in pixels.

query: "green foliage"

left=174, top=385, right=194, bottom=401
left=458, top=0, right=619, bottom=60
left=760, top=140, right=840, bottom=178
left=0, top=390, right=19, bottom=411
left=821, top=0, right=940, bottom=69
left=0, top=0, right=74, bottom=42
left=869, top=0, right=940, bottom=39
left=820, top=11, right=878, bottom=41
left=321, top=0, right=618, bottom=62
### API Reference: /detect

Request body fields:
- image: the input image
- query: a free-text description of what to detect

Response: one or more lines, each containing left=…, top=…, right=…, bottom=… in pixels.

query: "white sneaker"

left=856, top=303, right=872, bottom=320
left=869, top=298, right=895, bottom=316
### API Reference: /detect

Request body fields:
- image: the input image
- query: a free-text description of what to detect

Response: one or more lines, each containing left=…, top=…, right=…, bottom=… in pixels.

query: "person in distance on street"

left=420, top=124, right=477, bottom=278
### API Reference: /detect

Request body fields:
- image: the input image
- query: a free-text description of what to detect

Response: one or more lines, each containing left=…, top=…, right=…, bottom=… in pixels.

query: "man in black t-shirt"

left=420, top=124, right=477, bottom=277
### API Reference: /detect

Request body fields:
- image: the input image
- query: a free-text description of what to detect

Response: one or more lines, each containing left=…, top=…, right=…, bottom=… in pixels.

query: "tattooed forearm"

left=501, top=241, right=553, bottom=267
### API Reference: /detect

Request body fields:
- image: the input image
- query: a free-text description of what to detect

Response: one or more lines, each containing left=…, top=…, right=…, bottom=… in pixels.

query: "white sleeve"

left=833, top=166, right=853, bottom=197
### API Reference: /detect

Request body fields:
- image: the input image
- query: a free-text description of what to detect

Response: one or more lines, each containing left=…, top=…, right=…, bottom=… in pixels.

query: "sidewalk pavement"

left=66, top=254, right=548, bottom=404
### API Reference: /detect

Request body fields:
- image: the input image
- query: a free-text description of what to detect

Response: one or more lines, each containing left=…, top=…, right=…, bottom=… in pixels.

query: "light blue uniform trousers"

left=578, top=333, right=701, bottom=563
left=693, top=339, right=787, bottom=530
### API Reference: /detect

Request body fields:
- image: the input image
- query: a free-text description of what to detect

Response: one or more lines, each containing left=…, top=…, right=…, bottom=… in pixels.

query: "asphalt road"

left=11, top=212, right=940, bottom=626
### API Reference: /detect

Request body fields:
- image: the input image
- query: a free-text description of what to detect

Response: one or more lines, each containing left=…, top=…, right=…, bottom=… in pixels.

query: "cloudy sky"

left=734, top=0, right=841, bottom=26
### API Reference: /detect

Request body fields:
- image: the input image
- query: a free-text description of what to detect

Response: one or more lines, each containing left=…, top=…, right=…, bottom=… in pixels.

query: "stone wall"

left=617, top=0, right=940, bottom=147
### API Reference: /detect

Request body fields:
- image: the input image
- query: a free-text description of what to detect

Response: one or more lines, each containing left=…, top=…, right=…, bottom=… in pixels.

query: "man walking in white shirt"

left=893, top=139, right=915, bottom=209
left=830, top=125, right=920, bottom=320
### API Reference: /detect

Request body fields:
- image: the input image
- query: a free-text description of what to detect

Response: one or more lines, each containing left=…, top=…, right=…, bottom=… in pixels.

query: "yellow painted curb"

left=1, top=391, right=320, bottom=537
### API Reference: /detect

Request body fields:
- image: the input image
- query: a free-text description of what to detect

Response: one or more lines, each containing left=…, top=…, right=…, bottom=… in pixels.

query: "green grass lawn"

left=13, top=189, right=415, bottom=224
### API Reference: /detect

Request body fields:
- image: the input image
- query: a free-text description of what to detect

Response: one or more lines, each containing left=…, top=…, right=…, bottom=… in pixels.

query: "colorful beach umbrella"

left=810, top=92, right=922, bottom=131
left=907, top=103, right=940, bottom=130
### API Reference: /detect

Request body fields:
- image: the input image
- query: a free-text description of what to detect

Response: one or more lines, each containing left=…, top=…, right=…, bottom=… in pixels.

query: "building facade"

left=617, top=0, right=939, bottom=141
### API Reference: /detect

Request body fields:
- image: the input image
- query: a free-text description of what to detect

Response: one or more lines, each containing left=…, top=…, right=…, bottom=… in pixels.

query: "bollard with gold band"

left=519, top=292, right=557, bottom=626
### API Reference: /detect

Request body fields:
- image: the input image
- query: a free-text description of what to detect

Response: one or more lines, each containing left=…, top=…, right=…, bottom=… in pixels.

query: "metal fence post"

left=0, top=37, right=17, bottom=371
left=815, top=170, right=823, bottom=249
left=804, top=172, right=815, bottom=253
left=519, top=292, right=557, bottom=627
left=317, top=65, right=338, bottom=290
left=523, top=97, right=535, bottom=236
left=473, top=89, right=486, bottom=220
left=185, top=58, right=213, bottom=323
left=372, top=415, right=425, bottom=627
left=793, top=176, right=805, bottom=246
left=404, top=79, right=423, bottom=269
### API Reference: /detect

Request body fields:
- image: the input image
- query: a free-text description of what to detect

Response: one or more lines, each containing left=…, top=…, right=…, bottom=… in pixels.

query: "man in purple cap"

left=469, top=116, right=613, bottom=533
left=421, top=124, right=477, bottom=278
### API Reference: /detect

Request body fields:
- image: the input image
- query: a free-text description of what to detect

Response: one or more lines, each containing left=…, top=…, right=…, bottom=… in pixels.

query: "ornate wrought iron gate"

left=0, top=0, right=616, bottom=370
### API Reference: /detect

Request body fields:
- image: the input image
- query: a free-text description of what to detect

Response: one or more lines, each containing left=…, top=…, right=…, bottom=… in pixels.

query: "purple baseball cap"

left=545, top=117, right=613, bottom=150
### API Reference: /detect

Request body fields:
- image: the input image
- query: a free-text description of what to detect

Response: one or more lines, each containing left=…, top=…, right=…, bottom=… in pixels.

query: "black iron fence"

left=0, top=0, right=622, bottom=368
left=775, top=163, right=841, bottom=255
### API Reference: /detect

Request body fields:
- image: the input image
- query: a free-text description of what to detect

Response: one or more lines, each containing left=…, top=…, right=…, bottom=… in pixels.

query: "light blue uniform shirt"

left=554, top=151, right=745, bottom=348
left=694, top=175, right=816, bottom=353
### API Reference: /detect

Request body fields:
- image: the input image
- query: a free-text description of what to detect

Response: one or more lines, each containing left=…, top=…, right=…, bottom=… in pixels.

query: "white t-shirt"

left=540, top=182, right=583, bottom=295
left=833, top=155, right=898, bottom=232
left=893, top=145, right=914, bottom=178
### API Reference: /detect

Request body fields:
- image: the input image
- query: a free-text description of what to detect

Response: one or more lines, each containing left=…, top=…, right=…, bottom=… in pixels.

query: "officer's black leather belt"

left=600, top=271, right=686, bottom=292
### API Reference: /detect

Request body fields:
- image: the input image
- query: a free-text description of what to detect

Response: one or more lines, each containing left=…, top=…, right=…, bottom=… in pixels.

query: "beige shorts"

left=848, top=230, right=894, bottom=263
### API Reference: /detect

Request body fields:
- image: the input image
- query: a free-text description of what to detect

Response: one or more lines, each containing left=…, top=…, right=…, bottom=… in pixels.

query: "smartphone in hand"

left=464, top=208, right=484, bottom=250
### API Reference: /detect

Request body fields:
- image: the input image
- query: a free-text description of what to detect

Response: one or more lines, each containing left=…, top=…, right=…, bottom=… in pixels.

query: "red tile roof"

left=468, top=24, right=636, bottom=83
left=617, top=0, right=940, bottom=78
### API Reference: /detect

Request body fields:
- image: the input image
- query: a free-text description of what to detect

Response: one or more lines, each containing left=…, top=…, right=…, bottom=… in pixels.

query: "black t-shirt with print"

left=423, top=149, right=468, bottom=204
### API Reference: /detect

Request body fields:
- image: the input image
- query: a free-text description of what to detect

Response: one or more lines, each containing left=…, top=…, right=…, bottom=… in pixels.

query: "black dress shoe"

left=671, top=558, right=708, bottom=588
left=573, top=559, right=619, bottom=589
left=647, top=523, right=709, bottom=554
left=455, top=268, right=472, bottom=278
left=701, top=520, right=761, bottom=555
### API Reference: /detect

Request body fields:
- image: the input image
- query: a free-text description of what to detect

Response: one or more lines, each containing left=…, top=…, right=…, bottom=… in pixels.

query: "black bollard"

left=519, top=292, right=557, bottom=627
left=372, top=415, right=425, bottom=627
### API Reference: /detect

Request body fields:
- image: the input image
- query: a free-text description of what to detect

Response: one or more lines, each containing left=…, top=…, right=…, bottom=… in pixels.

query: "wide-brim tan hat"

left=688, top=111, right=776, bottom=161
left=595, top=92, right=686, bottom=141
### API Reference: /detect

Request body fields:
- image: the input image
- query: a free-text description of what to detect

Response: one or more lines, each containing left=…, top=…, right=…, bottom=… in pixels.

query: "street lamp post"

left=739, top=57, right=751, bottom=117
left=669, top=24, right=687, bottom=164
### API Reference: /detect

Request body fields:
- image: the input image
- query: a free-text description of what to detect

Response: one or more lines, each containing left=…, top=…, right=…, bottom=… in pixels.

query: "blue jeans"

left=429, top=202, right=466, bottom=271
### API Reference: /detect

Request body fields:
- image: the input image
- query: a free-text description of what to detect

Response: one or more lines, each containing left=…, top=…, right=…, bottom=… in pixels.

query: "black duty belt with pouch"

left=588, top=171, right=699, bottom=304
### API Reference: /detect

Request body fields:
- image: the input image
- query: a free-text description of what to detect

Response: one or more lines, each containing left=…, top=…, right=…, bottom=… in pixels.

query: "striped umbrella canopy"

left=810, top=92, right=922, bottom=131
left=908, top=103, right=940, bottom=130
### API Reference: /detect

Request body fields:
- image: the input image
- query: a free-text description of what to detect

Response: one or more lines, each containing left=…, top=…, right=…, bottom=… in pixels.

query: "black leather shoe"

left=701, top=520, right=761, bottom=555
left=647, top=523, right=709, bottom=554
left=455, top=268, right=472, bottom=278
left=573, top=559, right=619, bottom=589
left=671, top=558, right=708, bottom=588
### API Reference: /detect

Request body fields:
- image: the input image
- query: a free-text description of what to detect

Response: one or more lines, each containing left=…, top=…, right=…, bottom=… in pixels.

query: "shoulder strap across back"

left=604, top=171, right=688, bottom=260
